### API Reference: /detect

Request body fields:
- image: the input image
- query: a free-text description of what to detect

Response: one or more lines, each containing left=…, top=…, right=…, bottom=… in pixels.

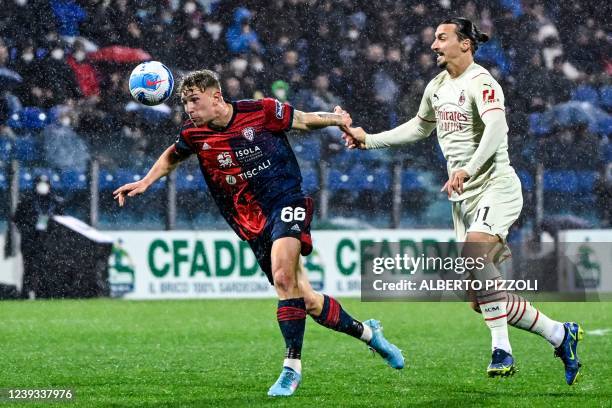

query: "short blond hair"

left=178, top=69, right=221, bottom=94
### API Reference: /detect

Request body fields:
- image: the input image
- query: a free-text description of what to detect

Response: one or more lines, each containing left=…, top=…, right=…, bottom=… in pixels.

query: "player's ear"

left=212, top=89, right=222, bottom=104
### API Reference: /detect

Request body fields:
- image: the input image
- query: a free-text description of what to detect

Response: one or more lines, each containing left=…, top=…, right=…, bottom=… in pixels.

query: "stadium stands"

left=0, top=0, right=609, bottom=229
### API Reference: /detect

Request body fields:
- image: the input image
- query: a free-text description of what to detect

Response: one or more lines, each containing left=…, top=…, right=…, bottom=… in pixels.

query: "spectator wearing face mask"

left=12, top=174, right=64, bottom=299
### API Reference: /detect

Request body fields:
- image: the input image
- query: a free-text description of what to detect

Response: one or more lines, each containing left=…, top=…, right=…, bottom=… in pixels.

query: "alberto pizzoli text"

left=372, top=279, right=539, bottom=292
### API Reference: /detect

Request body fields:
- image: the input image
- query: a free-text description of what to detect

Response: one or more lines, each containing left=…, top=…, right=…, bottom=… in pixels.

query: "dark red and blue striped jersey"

left=173, top=98, right=305, bottom=240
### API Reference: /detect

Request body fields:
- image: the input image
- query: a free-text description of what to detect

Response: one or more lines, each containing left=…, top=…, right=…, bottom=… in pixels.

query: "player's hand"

left=333, top=105, right=352, bottom=132
left=441, top=169, right=469, bottom=197
left=342, top=126, right=367, bottom=150
left=113, top=180, right=149, bottom=207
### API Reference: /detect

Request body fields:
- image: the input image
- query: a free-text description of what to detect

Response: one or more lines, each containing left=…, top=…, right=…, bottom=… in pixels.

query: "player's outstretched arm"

left=113, top=145, right=184, bottom=207
left=291, top=108, right=351, bottom=132
left=342, top=116, right=436, bottom=150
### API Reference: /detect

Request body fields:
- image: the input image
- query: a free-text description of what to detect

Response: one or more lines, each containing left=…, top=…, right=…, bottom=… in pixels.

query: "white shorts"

left=452, top=173, right=523, bottom=243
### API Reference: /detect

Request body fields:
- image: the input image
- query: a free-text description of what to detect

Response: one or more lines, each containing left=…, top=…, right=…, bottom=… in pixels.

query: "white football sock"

left=506, top=293, right=565, bottom=347
left=475, top=264, right=512, bottom=354
left=360, top=323, right=373, bottom=343
left=283, top=358, right=301, bottom=374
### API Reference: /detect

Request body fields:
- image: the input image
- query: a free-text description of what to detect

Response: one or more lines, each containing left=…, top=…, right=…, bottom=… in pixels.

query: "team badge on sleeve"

left=481, top=83, right=500, bottom=104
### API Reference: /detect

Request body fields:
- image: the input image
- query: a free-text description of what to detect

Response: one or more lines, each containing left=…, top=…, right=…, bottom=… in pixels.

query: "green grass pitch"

left=1, top=300, right=610, bottom=407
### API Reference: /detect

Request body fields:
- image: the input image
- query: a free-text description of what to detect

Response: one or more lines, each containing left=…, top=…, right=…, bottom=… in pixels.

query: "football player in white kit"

left=339, top=17, right=583, bottom=385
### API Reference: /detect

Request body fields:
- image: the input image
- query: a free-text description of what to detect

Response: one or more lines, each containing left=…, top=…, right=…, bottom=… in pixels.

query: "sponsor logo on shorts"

left=291, top=224, right=301, bottom=232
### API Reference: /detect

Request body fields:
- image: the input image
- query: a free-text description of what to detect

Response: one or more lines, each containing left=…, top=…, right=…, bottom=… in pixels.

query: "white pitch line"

left=585, top=328, right=612, bottom=336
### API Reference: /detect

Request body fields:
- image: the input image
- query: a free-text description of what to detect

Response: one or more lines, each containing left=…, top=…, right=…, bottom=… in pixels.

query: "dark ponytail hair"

left=441, top=17, right=489, bottom=54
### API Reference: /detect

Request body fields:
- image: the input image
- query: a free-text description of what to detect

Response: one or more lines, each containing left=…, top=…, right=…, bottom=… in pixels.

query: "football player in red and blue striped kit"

left=113, top=69, right=404, bottom=397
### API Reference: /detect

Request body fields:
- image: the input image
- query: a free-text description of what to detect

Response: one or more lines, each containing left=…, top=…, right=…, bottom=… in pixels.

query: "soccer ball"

left=128, top=61, right=174, bottom=106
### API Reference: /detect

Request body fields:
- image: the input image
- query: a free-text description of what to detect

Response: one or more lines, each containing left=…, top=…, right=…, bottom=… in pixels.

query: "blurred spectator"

left=50, top=0, right=86, bottom=41
left=547, top=56, right=573, bottom=105
left=40, top=42, right=80, bottom=106
left=225, top=7, right=261, bottom=54
left=66, top=40, right=100, bottom=97
left=276, top=50, right=306, bottom=89
left=594, top=163, right=612, bottom=227
left=0, top=0, right=56, bottom=46
left=271, top=80, right=290, bottom=103
left=540, top=125, right=600, bottom=170
left=474, top=25, right=510, bottom=76
left=174, top=23, right=216, bottom=70
left=42, top=108, right=90, bottom=172
left=13, top=174, right=64, bottom=299
left=0, top=0, right=608, bottom=228
left=224, top=77, right=244, bottom=100
left=515, top=53, right=549, bottom=112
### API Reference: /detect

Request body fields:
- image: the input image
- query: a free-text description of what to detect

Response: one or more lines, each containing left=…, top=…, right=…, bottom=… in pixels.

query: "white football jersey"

left=417, top=63, right=516, bottom=201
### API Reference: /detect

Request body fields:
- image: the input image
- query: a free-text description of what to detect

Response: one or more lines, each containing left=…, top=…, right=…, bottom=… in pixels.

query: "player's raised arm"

left=113, top=145, right=186, bottom=207
left=290, top=108, right=351, bottom=132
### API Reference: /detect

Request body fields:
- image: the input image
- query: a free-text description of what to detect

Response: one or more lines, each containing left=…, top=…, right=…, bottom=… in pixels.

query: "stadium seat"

left=293, top=139, right=321, bottom=162
left=114, top=168, right=142, bottom=186
left=328, top=168, right=352, bottom=191
left=28, top=167, right=62, bottom=189
left=528, top=112, right=550, bottom=136
left=348, top=164, right=391, bottom=191
left=361, top=167, right=391, bottom=192
left=601, top=85, right=612, bottom=109
left=176, top=170, right=206, bottom=191
left=301, top=167, right=318, bottom=193
left=60, top=169, right=87, bottom=191
left=604, top=142, right=612, bottom=162
left=98, top=169, right=116, bottom=191
left=14, top=136, right=38, bottom=162
left=0, top=138, right=11, bottom=162
left=571, top=85, right=599, bottom=105
left=517, top=169, right=533, bottom=191
left=402, top=169, right=425, bottom=191
left=8, top=107, right=48, bottom=130
left=543, top=170, right=578, bottom=193
left=19, top=168, right=35, bottom=189
left=332, top=151, right=355, bottom=171
left=575, top=171, right=598, bottom=193
left=597, top=116, right=612, bottom=136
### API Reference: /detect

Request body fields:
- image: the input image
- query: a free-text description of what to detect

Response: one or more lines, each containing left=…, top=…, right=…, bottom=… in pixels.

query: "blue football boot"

left=554, top=322, right=584, bottom=385
left=363, top=319, right=405, bottom=369
left=267, top=367, right=301, bottom=397
left=487, top=348, right=516, bottom=377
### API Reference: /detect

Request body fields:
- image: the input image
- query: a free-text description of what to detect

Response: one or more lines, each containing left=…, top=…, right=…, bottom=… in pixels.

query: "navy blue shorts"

left=248, top=197, right=314, bottom=285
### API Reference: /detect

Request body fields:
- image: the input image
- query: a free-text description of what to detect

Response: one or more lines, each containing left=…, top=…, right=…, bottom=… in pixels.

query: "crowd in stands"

left=0, top=0, right=610, bottom=228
